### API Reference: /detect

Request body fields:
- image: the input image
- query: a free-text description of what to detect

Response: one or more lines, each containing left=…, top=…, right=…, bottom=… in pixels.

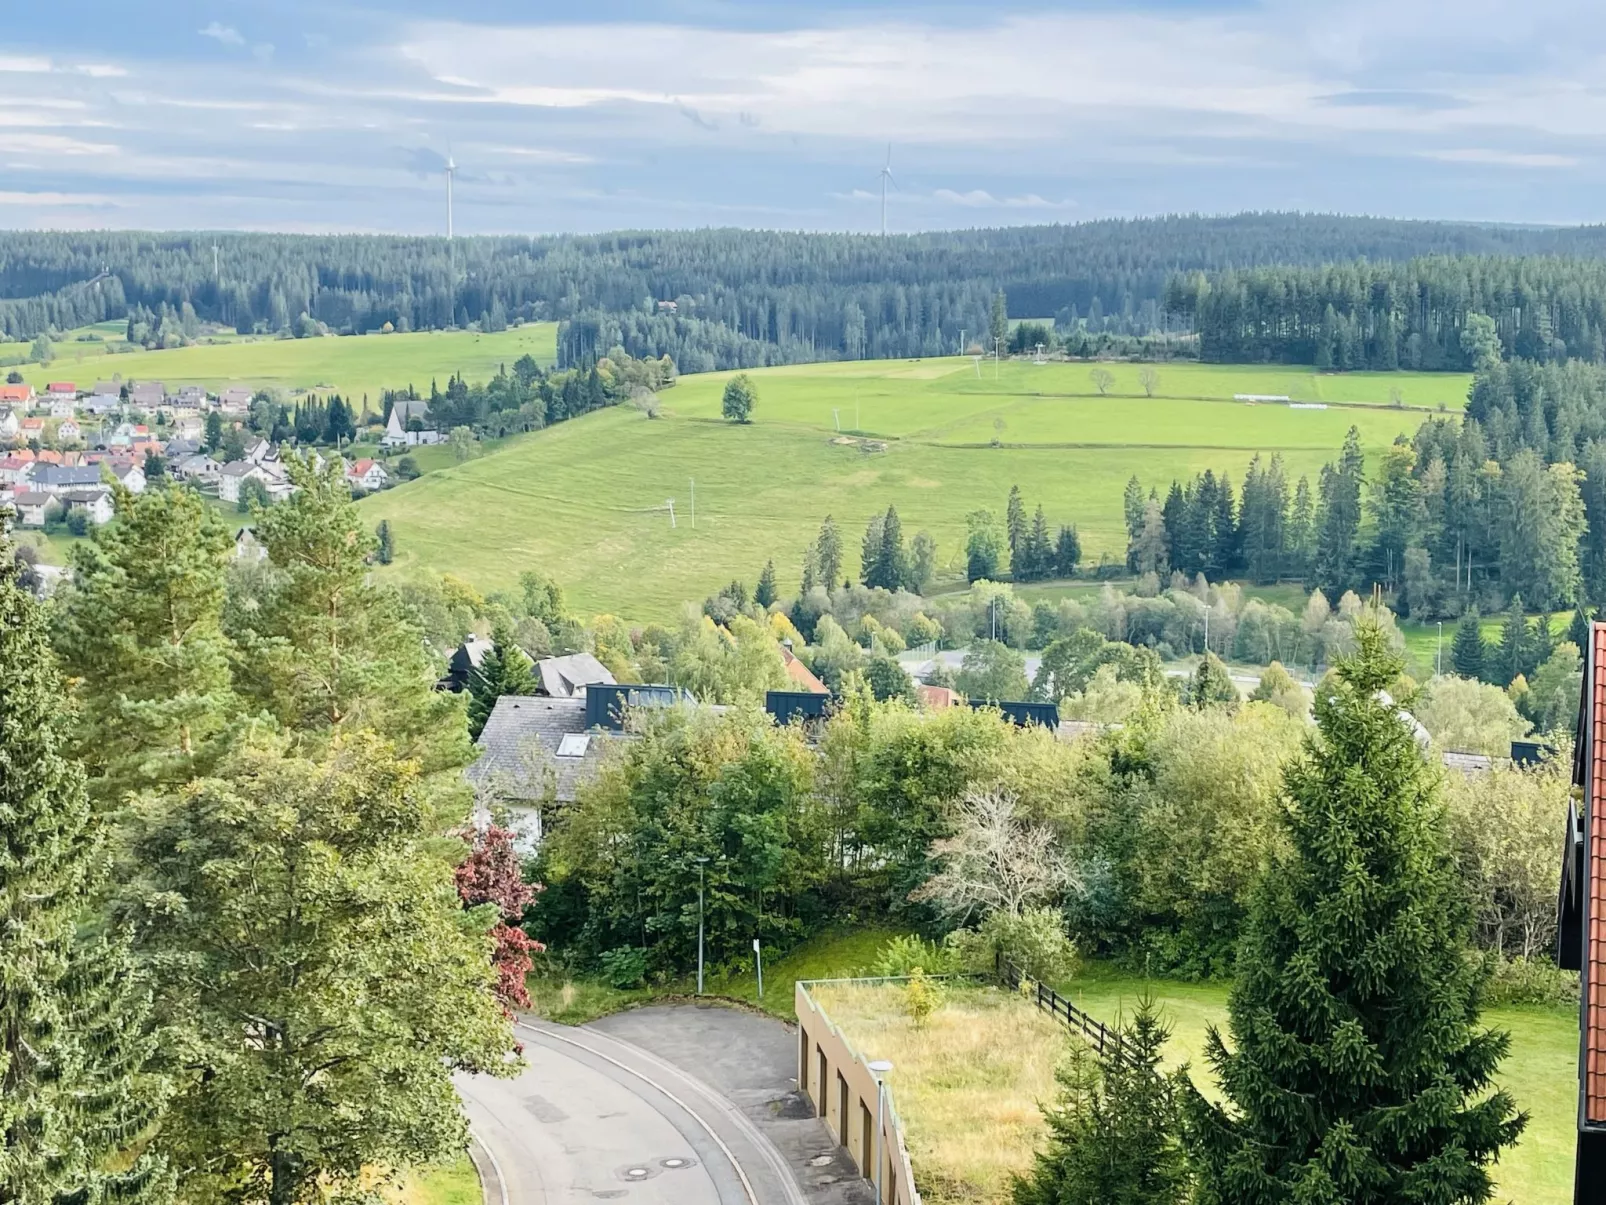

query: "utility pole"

left=994, top=337, right=1002, bottom=380
left=959, top=328, right=966, bottom=356
left=695, top=857, right=709, bottom=994
left=690, top=478, right=695, bottom=529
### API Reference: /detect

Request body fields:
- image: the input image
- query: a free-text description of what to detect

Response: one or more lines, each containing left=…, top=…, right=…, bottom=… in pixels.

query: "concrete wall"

left=796, top=981, right=922, bottom=1205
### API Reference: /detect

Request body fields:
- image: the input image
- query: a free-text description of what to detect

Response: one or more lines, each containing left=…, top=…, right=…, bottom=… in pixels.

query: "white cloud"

left=933, top=189, right=1073, bottom=209
left=0, top=56, right=53, bottom=73
left=75, top=64, right=127, bottom=79
left=0, top=132, right=119, bottom=156
left=0, top=190, right=123, bottom=207
left=199, top=22, right=246, bottom=47
left=1418, top=148, right=1579, bottom=169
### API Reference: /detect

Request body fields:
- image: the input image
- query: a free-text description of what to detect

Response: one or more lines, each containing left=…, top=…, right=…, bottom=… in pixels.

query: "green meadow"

left=14, top=323, right=558, bottom=407
left=361, top=357, right=1469, bottom=621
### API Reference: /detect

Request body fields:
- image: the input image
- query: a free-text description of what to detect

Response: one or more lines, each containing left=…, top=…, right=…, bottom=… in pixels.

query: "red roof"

left=780, top=648, right=829, bottom=694
left=0, top=384, right=32, bottom=402
left=47, top=382, right=76, bottom=394
left=917, top=684, right=960, bottom=710
left=20, top=417, right=44, bottom=430
left=349, top=458, right=377, bottom=475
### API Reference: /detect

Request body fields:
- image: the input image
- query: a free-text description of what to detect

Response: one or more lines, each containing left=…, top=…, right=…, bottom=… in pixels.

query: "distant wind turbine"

left=878, top=144, right=897, bottom=237
left=445, top=143, right=456, bottom=240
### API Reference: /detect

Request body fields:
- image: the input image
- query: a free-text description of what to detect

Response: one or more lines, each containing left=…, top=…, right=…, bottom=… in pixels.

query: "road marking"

left=515, top=1020, right=765, bottom=1205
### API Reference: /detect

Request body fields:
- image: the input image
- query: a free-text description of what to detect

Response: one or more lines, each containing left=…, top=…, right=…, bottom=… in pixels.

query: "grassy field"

left=15, top=324, right=557, bottom=408
left=810, top=981, right=1063, bottom=1205
left=1063, top=964, right=1574, bottom=1205
left=385, top=1156, right=480, bottom=1205
left=362, top=358, right=1467, bottom=620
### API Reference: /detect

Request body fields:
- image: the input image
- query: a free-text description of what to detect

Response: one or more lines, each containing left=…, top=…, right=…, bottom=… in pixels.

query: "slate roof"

left=468, top=694, right=620, bottom=804
left=33, top=465, right=102, bottom=488
left=535, top=651, right=617, bottom=698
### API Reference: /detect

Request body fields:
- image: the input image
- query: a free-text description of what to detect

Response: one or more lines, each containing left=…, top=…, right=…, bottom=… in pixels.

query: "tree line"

left=11, top=215, right=1606, bottom=362
left=1169, top=254, right=1606, bottom=367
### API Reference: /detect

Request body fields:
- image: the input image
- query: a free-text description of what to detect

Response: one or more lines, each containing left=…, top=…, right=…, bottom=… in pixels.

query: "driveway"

left=456, top=1005, right=872, bottom=1205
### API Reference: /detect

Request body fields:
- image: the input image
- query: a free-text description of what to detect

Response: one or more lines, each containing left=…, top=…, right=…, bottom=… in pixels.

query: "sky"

left=3, top=0, right=1604, bottom=235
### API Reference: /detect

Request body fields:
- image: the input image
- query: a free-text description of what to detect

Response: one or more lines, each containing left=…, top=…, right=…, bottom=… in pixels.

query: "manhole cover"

left=660, top=1157, right=694, bottom=1170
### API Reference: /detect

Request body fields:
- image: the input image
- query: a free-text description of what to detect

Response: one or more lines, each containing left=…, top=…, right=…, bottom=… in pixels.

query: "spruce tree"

left=1188, top=620, right=1525, bottom=1204
left=1568, top=602, right=1592, bottom=652
left=816, top=515, right=843, bottom=588
left=53, top=483, right=238, bottom=803
left=1054, top=525, right=1082, bottom=578
left=467, top=626, right=534, bottom=740
left=0, top=529, right=173, bottom=1205
left=1450, top=609, right=1484, bottom=681
left=1013, top=999, right=1191, bottom=1205
left=1526, top=612, right=1553, bottom=680
left=871, top=506, right=906, bottom=591
left=1023, top=504, right=1052, bottom=582
left=1006, top=485, right=1027, bottom=570
left=1494, top=595, right=1526, bottom=686
left=755, top=559, right=777, bottom=608
left=375, top=518, right=395, bottom=565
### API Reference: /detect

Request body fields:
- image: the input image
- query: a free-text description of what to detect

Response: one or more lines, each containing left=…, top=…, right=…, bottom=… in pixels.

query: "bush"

left=947, top=907, right=1078, bottom=984
left=870, top=933, right=957, bottom=978
left=905, top=968, right=942, bottom=1027
left=598, top=946, right=648, bottom=990
left=1484, top=955, right=1579, bottom=1008
left=395, top=455, right=420, bottom=481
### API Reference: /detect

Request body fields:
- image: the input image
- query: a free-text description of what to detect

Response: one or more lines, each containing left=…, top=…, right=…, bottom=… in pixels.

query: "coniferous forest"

left=9, top=215, right=1606, bottom=370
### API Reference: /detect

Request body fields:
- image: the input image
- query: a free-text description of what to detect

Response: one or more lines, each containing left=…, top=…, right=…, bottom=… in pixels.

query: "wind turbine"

left=878, top=144, right=896, bottom=237
left=445, top=143, right=456, bottom=240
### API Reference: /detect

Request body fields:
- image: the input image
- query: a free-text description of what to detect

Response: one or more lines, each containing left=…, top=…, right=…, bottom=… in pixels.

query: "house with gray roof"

left=31, top=464, right=104, bottom=495
left=534, top=652, right=616, bottom=698
left=467, top=694, right=619, bottom=846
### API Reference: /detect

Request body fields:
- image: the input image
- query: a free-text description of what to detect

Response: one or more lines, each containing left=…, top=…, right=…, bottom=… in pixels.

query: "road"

left=457, top=1015, right=813, bottom=1205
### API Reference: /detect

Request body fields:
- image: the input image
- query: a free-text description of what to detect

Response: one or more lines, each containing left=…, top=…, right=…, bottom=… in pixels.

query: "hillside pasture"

left=361, top=357, right=1461, bottom=620
left=15, top=324, right=558, bottom=407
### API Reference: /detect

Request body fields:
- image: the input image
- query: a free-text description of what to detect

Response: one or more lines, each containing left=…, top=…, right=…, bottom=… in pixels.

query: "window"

left=555, top=733, right=591, bottom=759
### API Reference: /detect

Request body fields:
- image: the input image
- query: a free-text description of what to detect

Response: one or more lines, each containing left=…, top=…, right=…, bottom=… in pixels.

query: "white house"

left=45, top=381, right=77, bottom=402
left=382, top=401, right=442, bottom=447
left=218, top=387, right=254, bottom=414
left=62, top=487, right=114, bottom=526
left=108, top=463, right=146, bottom=494
left=0, top=455, right=33, bottom=486
left=173, top=453, right=222, bottom=484
left=219, top=461, right=268, bottom=504
left=82, top=393, right=123, bottom=417
left=243, top=437, right=276, bottom=465
left=48, top=398, right=77, bottom=420
left=9, top=490, right=51, bottom=527
left=344, top=458, right=389, bottom=492
left=235, top=526, right=268, bottom=562
left=56, top=419, right=82, bottom=443
left=0, top=408, right=18, bottom=441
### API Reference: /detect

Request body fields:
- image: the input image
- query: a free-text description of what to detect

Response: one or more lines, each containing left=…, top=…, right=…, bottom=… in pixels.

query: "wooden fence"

left=995, top=955, right=1136, bottom=1066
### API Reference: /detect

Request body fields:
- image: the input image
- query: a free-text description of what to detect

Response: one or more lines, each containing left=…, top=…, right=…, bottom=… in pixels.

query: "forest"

left=8, top=215, right=1606, bottom=369
left=1171, top=255, right=1606, bottom=368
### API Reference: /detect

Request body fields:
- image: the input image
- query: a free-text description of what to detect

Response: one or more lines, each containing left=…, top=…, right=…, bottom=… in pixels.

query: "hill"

left=360, top=358, right=1468, bottom=619
left=16, top=323, right=557, bottom=407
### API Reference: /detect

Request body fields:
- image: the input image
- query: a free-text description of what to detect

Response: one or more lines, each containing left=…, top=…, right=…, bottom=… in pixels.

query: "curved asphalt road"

left=456, top=1017, right=810, bottom=1205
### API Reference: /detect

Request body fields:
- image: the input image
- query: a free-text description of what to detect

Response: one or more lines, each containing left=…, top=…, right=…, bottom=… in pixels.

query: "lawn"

left=16, top=324, right=557, bottom=408
left=385, top=1156, right=480, bottom=1205
left=1061, top=964, right=1575, bottom=1205
left=361, top=357, right=1460, bottom=622
left=808, top=981, right=1065, bottom=1205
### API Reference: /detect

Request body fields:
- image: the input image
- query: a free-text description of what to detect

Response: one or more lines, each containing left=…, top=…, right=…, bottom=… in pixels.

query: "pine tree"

left=755, top=559, right=777, bottom=608
left=1451, top=609, right=1485, bottom=681
left=1022, top=504, right=1052, bottom=582
left=1006, top=485, right=1027, bottom=569
left=0, top=530, right=173, bottom=1205
left=1012, top=999, right=1191, bottom=1205
left=375, top=518, right=395, bottom=565
left=1494, top=595, right=1527, bottom=686
left=816, top=515, right=843, bottom=588
left=231, top=456, right=472, bottom=777
left=1314, top=428, right=1366, bottom=596
left=860, top=510, right=886, bottom=586
left=870, top=506, right=906, bottom=592
left=1123, top=476, right=1146, bottom=572
left=1568, top=602, right=1592, bottom=651
left=467, top=626, right=534, bottom=740
left=53, top=483, right=238, bottom=803
left=1526, top=612, right=1554, bottom=680
left=1188, top=620, right=1525, bottom=1203
left=204, top=408, right=224, bottom=452
left=1054, top=525, right=1082, bottom=578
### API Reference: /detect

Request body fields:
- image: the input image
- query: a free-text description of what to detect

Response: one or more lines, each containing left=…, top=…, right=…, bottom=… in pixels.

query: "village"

left=0, top=377, right=427, bottom=528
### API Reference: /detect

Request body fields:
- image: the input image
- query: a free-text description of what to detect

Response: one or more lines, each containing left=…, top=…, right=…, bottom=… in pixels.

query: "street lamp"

left=1437, top=621, right=1444, bottom=676
left=868, top=1060, right=894, bottom=1203
left=695, top=857, right=710, bottom=995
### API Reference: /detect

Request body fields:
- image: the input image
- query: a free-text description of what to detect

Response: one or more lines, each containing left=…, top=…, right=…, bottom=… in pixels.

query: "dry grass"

left=810, top=982, right=1065, bottom=1205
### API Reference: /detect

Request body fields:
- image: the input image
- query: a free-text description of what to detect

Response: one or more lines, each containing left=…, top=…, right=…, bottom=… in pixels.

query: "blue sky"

left=3, top=0, right=1602, bottom=234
